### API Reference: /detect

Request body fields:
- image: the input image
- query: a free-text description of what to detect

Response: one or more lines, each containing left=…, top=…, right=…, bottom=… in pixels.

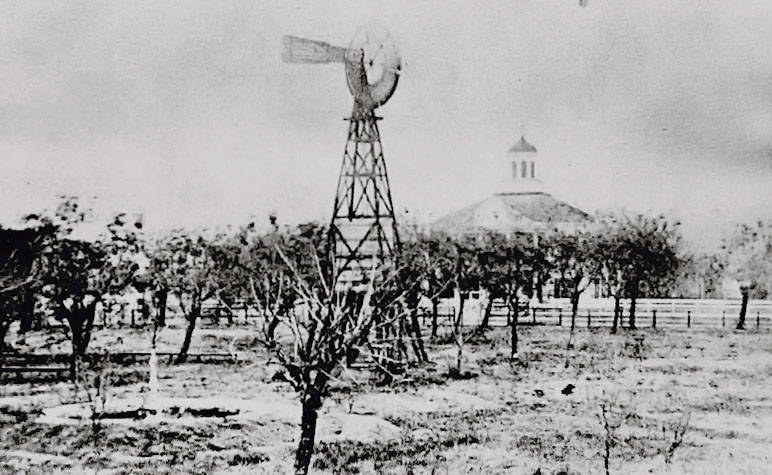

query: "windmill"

left=282, top=25, right=402, bottom=287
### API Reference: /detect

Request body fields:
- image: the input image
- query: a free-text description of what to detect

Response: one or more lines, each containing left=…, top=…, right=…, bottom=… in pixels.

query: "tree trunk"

left=139, top=299, right=150, bottom=327
left=536, top=274, right=544, bottom=303
left=455, top=331, right=464, bottom=374
left=430, top=299, right=439, bottom=338
left=266, top=315, right=281, bottom=343
left=155, top=289, right=167, bottom=327
left=628, top=287, right=638, bottom=330
left=570, top=292, right=580, bottom=333
left=396, top=308, right=409, bottom=363
left=610, top=295, right=621, bottom=334
left=66, top=307, right=81, bottom=381
left=81, top=301, right=98, bottom=354
left=452, top=292, right=466, bottom=374
left=67, top=300, right=98, bottom=357
left=509, top=296, right=519, bottom=359
left=0, top=322, right=10, bottom=350
left=69, top=353, right=80, bottom=382
left=737, top=288, right=749, bottom=330
left=176, top=301, right=200, bottom=364
left=212, top=306, right=220, bottom=326
left=294, top=376, right=328, bottom=475
left=478, top=297, right=494, bottom=330
left=19, top=289, right=35, bottom=333
left=64, top=300, right=99, bottom=381
left=566, top=291, right=580, bottom=354
left=409, top=308, right=428, bottom=363
left=455, top=292, right=466, bottom=332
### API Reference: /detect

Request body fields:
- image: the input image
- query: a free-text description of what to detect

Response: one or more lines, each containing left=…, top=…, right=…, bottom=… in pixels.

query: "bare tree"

left=0, top=225, right=54, bottom=348
left=380, top=239, right=430, bottom=363
left=30, top=198, right=142, bottom=378
left=250, top=240, right=408, bottom=474
left=673, top=253, right=721, bottom=299
left=478, top=231, right=536, bottom=359
left=721, top=221, right=772, bottom=329
left=662, top=412, right=691, bottom=465
left=389, top=227, right=456, bottom=362
left=148, top=230, right=234, bottom=363
left=411, top=230, right=455, bottom=339
left=594, top=216, right=629, bottom=333
left=235, top=221, right=329, bottom=345
left=546, top=227, right=599, bottom=348
left=444, top=234, right=483, bottom=375
left=616, top=214, right=684, bottom=329
left=599, top=402, right=619, bottom=475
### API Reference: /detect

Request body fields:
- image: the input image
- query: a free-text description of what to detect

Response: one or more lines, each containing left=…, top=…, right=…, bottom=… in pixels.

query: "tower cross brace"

left=328, top=107, right=400, bottom=287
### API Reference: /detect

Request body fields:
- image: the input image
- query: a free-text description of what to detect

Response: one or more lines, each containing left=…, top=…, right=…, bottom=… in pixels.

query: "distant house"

left=432, top=135, right=603, bottom=304
left=433, top=136, right=589, bottom=235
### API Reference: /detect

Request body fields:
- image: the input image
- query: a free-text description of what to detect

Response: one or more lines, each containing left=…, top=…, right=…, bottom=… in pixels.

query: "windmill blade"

left=281, top=35, right=351, bottom=64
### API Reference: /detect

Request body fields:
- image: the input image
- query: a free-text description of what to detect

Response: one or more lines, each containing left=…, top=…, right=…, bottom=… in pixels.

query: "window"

left=512, top=161, right=517, bottom=179
left=521, top=160, right=527, bottom=178
left=531, top=161, right=535, bottom=178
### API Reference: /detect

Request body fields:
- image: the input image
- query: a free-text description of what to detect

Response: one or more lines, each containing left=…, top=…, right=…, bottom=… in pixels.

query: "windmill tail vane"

left=281, top=36, right=362, bottom=64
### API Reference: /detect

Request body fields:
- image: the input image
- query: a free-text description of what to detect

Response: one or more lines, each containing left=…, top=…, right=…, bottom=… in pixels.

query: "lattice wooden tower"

left=329, top=107, right=400, bottom=286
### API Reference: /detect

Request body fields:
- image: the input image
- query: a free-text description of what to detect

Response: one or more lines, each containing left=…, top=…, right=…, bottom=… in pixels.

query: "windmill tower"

left=282, top=25, right=402, bottom=287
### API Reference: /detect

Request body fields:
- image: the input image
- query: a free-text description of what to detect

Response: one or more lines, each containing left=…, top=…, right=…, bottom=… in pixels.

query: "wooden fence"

left=428, top=298, right=772, bottom=330
left=0, top=352, right=240, bottom=384
left=45, top=297, right=772, bottom=331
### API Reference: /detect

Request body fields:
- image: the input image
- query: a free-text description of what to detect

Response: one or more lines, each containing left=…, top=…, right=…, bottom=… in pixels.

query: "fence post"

left=131, top=309, right=135, bottom=328
left=532, top=308, right=536, bottom=325
left=722, top=310, right=725, bottom=328
left=587, top=310, right=591, bottom=328
left=687, top=310, right=691, bottom=328
left=558, top=310, right=562, bottom=327
left=652, top=309, right=657, bottom=329
left=757, top=312, right=760, bottom=329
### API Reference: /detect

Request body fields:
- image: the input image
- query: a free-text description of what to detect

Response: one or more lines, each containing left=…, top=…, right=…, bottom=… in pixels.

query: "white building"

left=434, top=135, right=589, bottom=235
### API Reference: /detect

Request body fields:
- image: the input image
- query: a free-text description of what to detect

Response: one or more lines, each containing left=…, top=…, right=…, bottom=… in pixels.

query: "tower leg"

left=328, top=107, right=400, bottom=288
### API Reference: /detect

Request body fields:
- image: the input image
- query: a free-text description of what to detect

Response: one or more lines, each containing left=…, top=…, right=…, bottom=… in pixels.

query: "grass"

left=1, top=323, right=772, bottom=474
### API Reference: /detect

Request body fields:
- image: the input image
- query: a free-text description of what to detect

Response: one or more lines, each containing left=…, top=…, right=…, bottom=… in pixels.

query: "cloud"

left=0, top=0, right=771, bottom=249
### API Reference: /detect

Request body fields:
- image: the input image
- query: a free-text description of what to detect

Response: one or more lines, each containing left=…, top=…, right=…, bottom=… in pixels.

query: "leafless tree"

left=721, top=221, right=772, bottom=329
left=546, top=227, right=600, bottom=351
left=250, top=241, right=410, bottom=475
left=662, top=412, right=691, bottom=465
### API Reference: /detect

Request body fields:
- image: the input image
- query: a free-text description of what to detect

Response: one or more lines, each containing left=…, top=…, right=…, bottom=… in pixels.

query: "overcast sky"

left=1, top=0, right=771, bottom=248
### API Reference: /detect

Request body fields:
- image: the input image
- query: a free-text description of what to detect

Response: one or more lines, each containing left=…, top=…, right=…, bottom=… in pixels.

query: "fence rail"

left=427, top=298, right=772, bottom=330
left=39, top=297, right=772, bottom=331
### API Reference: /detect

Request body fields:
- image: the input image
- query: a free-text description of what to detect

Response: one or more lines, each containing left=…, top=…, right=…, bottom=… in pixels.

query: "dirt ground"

left=1, top=323, right=771, bottom=474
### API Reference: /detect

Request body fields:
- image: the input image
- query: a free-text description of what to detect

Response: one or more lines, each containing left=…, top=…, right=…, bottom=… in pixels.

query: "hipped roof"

left=432, top=192, right=589, bottom=235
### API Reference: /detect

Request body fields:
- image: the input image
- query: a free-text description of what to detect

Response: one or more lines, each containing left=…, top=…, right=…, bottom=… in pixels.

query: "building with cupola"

left=432, top=135, right=600, bottom=304
left=433, top=135, right=589, bottom=234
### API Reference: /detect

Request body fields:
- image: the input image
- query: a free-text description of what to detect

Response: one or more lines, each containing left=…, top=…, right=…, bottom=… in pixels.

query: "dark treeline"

left=2, top=197, right=771, bottom=473
left=3, top=199, right=772, bottom=360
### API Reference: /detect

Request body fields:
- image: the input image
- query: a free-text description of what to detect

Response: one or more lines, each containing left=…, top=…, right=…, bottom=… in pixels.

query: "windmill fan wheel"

left=344, top=24, right=401, bottom=111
